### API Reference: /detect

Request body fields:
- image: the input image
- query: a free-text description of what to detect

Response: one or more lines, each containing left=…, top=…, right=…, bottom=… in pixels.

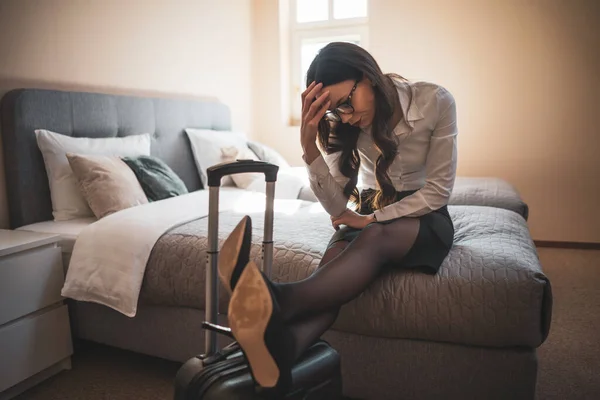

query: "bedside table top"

left=0, top=229, right=60, bottom=257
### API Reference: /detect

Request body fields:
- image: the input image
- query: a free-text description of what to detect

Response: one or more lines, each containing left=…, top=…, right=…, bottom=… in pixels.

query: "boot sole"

left=218, top=216, right=248, bottom=295
left=228, top=260, right=279, bottom=388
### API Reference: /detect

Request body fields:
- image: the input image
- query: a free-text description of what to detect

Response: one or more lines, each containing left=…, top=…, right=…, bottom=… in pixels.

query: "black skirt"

left=326, top=189, right=454, bottom=274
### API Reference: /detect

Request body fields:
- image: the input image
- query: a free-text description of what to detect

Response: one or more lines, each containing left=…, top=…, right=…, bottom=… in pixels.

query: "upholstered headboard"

left=0, top=88, right=231, bottom=229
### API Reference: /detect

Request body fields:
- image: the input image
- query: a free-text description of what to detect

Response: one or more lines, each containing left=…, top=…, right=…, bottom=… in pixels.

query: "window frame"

left=287, top=0, right=369, bottom=126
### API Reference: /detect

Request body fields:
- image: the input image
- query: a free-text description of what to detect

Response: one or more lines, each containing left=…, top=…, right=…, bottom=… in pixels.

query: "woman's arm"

left=373, top=88, right=458, bottom=221
left=303, top=144, right=351, bottom=218
left=300, top=81, right=351, bottom=218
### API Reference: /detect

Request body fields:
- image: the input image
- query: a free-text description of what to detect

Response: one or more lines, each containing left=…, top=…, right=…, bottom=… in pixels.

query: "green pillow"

left=122, top=155, right=188, bottom=201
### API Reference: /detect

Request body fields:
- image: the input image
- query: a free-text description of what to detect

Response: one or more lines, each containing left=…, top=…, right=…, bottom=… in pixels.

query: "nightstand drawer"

left=0, top=305, right=73, bottom=392
left=0, top=245, right=64, bottom=326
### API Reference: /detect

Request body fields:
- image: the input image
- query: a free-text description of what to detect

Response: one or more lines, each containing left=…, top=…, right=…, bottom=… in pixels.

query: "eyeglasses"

left=324, top=80, right=359, bottom=124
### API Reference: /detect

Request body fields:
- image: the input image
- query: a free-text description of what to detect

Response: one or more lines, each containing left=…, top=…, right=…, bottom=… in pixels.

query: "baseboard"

left=534, top=240, right=600, bottom=250
left=0, top=357, right=71, bottom=400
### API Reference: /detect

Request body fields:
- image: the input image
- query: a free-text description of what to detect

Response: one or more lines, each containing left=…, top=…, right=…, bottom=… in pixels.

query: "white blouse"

left=304, top=79, right=458, bottom=222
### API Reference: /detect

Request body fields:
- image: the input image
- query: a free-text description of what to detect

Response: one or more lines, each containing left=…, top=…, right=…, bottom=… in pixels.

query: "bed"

left=0, top=88, right=550, bottom=400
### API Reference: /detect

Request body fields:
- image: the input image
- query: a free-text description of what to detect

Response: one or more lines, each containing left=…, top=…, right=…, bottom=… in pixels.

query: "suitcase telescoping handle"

left=206, top=159, right=278, bottom=186
left=204, top=159, right=279, bottom=356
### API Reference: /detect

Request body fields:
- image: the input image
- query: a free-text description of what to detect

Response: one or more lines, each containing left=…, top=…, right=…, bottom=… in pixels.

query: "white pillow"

left=35, top=129, right=151, bottom=221
left=185, top=128, right=250, bottom=187
left=220, top=146, right=261, bottom=189
left=246, top=141, right=290, bottom=168
left=245, top=168, right=306, bottom=200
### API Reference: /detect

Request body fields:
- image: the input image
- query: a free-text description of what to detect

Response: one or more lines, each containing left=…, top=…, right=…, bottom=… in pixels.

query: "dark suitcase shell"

left=174, top=340, right=342, bottom=399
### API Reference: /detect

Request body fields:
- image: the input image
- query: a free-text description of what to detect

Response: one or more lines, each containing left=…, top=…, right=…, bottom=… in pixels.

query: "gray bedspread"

left=140, top=203, right=550, bottom=348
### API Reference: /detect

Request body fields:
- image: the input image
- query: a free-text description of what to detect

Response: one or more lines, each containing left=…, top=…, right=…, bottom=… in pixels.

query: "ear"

left=363, top=74, right=376, bottom=87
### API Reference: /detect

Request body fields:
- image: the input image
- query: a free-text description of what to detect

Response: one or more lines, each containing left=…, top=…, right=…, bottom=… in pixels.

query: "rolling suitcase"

left=174, top=159, right=343, bottom=400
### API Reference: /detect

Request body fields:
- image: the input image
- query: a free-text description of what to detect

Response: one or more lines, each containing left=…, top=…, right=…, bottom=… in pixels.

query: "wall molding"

left=534, top=241, right=600, bottom=250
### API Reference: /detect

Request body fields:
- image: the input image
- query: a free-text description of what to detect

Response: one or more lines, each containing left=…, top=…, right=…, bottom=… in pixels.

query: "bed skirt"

left=69, top=301, right=538, bottom=400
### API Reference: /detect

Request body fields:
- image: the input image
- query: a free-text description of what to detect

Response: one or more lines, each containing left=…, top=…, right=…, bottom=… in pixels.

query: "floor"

left=535, top=248, right=600, bottom=400
left=11, top=247, right=600, bottom=400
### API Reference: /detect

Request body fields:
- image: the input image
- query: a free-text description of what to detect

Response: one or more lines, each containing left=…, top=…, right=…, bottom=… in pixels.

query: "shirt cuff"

left=372, top=190, right=431, bottom=221
left=374, top=206, right=406, bottom=222
left=373, top=208, right=386, bottom=222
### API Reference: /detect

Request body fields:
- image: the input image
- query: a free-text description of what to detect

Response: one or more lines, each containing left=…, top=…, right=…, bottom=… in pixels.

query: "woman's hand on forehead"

left=316, top=88, right=339, bottom=108
left=314, top=86, right=326, bottom=99
left=316, top=80, right=356, bottom=107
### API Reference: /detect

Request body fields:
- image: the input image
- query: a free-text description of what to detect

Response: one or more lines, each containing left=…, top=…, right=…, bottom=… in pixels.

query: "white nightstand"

left=0, top=229, right=73, bottom=400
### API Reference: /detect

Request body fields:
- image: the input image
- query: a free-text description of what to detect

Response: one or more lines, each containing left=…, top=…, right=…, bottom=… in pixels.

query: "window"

left=288, top=0, right=369, bottom=125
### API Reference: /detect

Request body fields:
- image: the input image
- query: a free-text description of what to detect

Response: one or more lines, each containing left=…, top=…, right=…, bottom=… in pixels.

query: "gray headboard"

left=0, top=88, right=231, bottom=229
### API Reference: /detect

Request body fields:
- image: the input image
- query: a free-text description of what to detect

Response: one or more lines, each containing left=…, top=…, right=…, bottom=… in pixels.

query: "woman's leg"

left=275, top=218, right=420, bottom=322
left=286, top=240, right=349, bottom=360
left=288, top=308, right=340, bottom=360
left=225, top=219, right=419, bottom=392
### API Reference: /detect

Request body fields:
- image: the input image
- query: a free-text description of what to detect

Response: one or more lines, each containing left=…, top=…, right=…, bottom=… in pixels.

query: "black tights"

left=278, top=218, right=420, bottom=360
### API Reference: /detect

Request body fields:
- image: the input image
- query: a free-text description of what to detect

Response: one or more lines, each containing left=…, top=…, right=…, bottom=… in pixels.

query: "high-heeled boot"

left=227, top=260, right=295, bottom=396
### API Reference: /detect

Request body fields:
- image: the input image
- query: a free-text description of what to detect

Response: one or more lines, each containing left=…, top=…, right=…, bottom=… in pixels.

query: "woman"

left=217, top=42, right=458, bottom=395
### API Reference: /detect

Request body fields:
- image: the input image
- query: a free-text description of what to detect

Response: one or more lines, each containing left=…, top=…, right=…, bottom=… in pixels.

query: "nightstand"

left=0, top=229, right=73, bottom=400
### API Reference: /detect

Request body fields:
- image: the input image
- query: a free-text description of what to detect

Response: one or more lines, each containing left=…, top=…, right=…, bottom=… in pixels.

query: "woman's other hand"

left=331, top=209, right=376, bottom=230
left=301, top=81, right=330, bottom=157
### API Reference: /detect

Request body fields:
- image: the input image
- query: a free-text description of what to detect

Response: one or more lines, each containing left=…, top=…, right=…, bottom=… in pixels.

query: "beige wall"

left=253, top=0, right=600, bottom=243
left=0, top=0, right=253, bottom=229
left=0, top=0, right=597, bottom=243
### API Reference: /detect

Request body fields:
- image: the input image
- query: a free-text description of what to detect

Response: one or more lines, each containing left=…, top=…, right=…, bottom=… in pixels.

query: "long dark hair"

left=306, top=41, right=408, bottom=212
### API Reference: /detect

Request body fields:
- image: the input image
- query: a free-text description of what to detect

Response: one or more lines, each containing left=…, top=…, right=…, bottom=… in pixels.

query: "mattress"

left=16, top=217, right=96, bottom=253
left=22, top=187, right=546, bottom=349
left=141, top=202, right=551, bottom=348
